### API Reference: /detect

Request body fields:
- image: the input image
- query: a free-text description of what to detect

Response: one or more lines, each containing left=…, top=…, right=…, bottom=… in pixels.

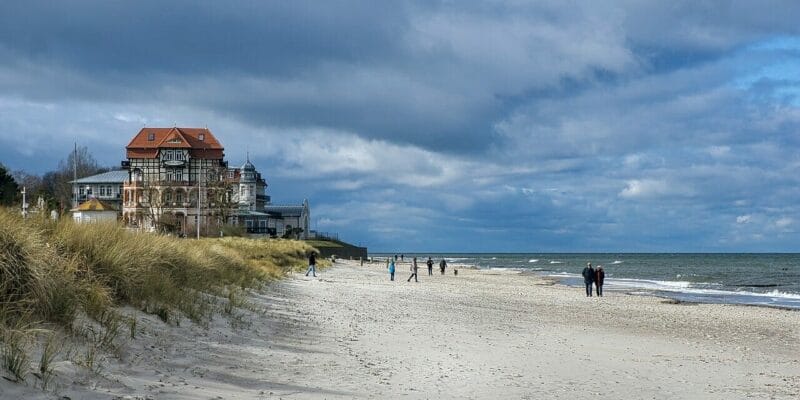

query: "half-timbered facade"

left=122, top=127, right=229, bottom=233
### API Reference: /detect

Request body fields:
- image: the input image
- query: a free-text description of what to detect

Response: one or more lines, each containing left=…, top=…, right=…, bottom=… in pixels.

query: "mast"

left=197, top=158, right=202, bottom=239
left=73, top=142, right=78, bottom=207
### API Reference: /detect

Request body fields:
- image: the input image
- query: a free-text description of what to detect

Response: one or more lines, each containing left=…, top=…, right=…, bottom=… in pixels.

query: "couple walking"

left=581, top=262, right=605, bottom=297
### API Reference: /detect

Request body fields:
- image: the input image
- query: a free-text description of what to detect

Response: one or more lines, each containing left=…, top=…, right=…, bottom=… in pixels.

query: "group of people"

left=581, top=262, right=605, bottom=297
left=387, top=256, right=450, bottom=282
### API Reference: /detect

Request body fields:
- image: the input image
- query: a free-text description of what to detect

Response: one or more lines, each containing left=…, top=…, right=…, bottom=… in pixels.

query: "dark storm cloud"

left=3, top=0, right=800, bottom=153
left=2, top=1, right=800, bottom=251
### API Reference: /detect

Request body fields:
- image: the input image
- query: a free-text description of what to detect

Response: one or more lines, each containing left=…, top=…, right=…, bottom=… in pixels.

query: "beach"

left=4, top=259, right=799, bottom=399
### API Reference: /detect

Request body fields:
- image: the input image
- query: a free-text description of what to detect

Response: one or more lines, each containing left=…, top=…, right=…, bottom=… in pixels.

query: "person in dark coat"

left=439, top=258, right=447, bottom=275
left=305, top=252, right=317, bottom=277
left=426, top=257, right=434, bottom=276
left=581, top=262, right=595, bottom=297
left=595, top=266, right=605, bottom=297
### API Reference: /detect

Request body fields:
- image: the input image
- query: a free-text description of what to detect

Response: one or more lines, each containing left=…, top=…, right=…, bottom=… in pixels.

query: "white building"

left=71, top=198, right=118, bottom=223
left=265, top=200, right=310, bottom=239
left=70, top=170, right=128, bottom=210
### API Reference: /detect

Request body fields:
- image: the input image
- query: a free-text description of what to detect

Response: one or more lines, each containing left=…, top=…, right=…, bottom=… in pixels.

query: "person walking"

left=407, top=257, right=419, bottom=282
left=426, top=257, right=434, bottom=276
left=595, top=265, right=605, bottom=297
left=305, top=252, right=317, bottom=277
left=581, top=262, right=595, bottom=297
left=439, top=258, right=447, bottom=275
left=388, top=259, right=396, bottom=281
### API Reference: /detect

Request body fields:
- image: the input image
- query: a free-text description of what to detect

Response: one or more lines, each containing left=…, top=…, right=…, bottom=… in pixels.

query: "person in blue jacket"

left=388, top=259, right=396, bottom=281
left=581, top=262, right=595, bottom=297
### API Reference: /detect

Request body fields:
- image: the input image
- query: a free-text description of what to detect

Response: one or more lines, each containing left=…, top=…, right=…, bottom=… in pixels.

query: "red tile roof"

left=126, top=127, right=224, bottom=159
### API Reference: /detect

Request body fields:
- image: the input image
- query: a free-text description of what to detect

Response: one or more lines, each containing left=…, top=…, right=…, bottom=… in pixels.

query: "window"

left=227, top=170, right=234, bottom=179
left=175, top=169, right=183, bottom=181
left=79, top=187, right=85, bottom=196
left=176, top=191, right=183, bottom=203
left=106, top=186, right=113, bottom=196
left=165, top=191, right=172, bottom=202
left=198, top=133, right=205, bottom=141
left=163, top=150, right=172, bottom=161
left=166, top=170, right=174, bottom=181
left=147, top=132, right=155, bottom=141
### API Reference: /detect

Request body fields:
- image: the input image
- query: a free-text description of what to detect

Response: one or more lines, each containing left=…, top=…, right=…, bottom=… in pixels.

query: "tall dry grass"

left=0, top=207, right=317, bottom=384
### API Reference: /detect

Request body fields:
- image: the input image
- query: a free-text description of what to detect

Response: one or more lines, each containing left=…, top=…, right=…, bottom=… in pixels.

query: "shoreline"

left=375, top=257, right=800, bottom=311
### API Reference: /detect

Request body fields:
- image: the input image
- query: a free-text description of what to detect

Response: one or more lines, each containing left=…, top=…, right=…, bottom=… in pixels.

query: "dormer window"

left=147, top=132, right=155, bottom=141
left=198, top=133, right=205, bottom=141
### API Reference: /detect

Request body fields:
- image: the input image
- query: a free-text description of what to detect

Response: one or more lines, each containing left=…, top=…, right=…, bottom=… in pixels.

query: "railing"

left=313, top=232, right=339, bottom=241
left=76, top=194, right=122, bottom=202
left=245, top=226, right=276, bottom=235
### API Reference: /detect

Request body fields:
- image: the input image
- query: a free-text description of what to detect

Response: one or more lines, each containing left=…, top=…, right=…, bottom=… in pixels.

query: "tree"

left=0, top=163, right=20, bottom=206
left=205, top=164, right=237, bottom=232
left=46, top=146, right=106, bottom=211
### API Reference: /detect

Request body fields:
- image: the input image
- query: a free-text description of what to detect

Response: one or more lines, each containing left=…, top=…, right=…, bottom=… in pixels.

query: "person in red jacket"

left=595, top=266, right=605, bottom=297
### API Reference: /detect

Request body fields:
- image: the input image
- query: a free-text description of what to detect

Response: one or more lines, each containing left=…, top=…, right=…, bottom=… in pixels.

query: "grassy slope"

left=0, top=208, right=321, bottom=385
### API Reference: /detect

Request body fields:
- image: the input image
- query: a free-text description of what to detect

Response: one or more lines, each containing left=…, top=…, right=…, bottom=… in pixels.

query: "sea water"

left=373, top=253, right=800, bottom=309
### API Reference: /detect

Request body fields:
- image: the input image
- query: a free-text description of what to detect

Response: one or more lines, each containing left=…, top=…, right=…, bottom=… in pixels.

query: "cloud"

left=619, top=179, right=673, bottom=199
left=2, top=1, right=800, bottom=251
left=775, top=217, right=793, bottom=229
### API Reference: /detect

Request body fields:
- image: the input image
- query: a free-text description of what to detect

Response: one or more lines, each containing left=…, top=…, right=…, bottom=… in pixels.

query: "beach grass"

left=0, top=207, right=319, bottom=384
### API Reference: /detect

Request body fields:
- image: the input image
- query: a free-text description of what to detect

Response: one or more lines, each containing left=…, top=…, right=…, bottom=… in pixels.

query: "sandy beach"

left=3, top=259, right=799, bottom=399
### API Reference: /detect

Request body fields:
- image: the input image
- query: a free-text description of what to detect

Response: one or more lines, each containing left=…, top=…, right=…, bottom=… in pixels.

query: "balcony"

left=245, top=226, right=276, bottom=235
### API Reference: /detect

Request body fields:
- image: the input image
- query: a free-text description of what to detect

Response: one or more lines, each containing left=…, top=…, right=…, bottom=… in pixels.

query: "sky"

left=1, top=1, right=800, bottom=252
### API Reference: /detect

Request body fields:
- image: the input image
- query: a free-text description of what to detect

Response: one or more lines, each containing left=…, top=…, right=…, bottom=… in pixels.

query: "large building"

left=228, top=158, right=272, bottom=234
left=121, top=127, right=228, bottom=233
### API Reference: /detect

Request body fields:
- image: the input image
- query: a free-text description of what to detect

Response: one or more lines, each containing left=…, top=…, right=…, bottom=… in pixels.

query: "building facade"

left=71, top=198, right=119, bottom=223
left=121, top=127, right=228, bottom=234
left=71, top=170, right=128, bottom=210
left=265, top=199, right=310, bottom=239
left=228, top=158, right=272, bottom=234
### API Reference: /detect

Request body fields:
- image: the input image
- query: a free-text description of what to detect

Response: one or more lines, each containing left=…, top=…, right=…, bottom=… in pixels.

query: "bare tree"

left=38, top=146, right=107, bottom=212
left=204, top=164, right=237, bottom=235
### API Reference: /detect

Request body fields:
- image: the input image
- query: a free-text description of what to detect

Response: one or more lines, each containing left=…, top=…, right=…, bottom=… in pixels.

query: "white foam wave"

left=606, top=279, right=800, bottom=300
left=528, top=259, right=539, bottom=263
left=544, top=273, right=800, bottom=307
left=612, top=260, right=623, bottom=264
left=549, top=261, right=563, bottom=264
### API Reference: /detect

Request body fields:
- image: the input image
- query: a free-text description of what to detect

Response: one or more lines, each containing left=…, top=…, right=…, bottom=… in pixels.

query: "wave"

left=545, top=273, right=800, bottom=308
left=528, top=259, right=539, bottom=263
left=549, top=261, right=563, bottom=264
left=612, top=260, right=623, bottom=264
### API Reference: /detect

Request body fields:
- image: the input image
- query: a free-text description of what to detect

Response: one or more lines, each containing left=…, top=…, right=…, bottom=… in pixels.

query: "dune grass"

left=0, top=207, right=319, bottom=384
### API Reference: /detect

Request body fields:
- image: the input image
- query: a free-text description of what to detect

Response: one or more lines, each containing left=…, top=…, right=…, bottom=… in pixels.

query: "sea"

left=372, top=253, right=800, bottom=310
